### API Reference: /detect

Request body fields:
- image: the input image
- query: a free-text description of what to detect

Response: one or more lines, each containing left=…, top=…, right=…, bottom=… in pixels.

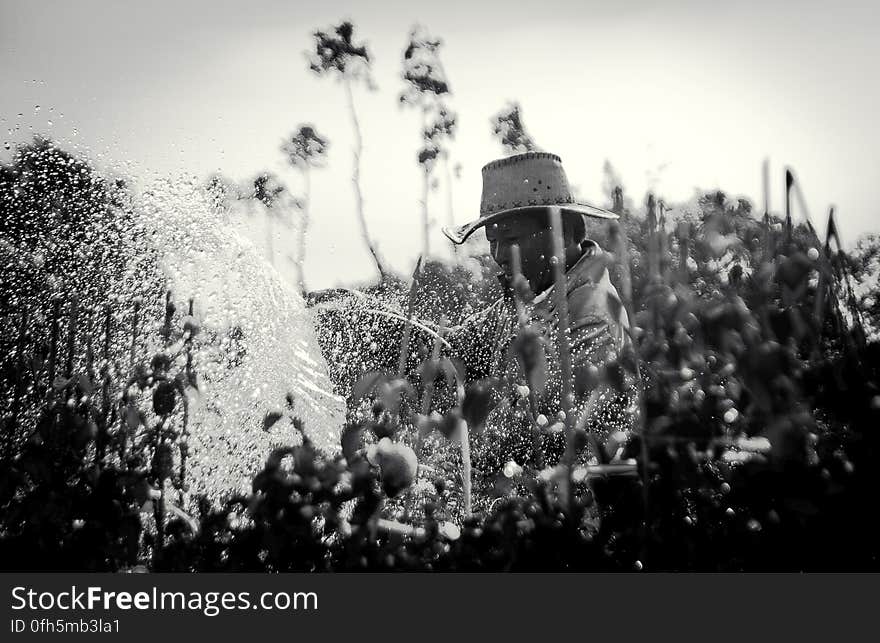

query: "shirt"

left=448, top=240, right=636, bottom=471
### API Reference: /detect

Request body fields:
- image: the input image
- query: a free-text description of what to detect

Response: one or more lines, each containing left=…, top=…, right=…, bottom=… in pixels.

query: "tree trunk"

left=422, top=166, right=430, bottom=259
left=344, top=76, right=386, bottom=279
left=421, top=107, right=430, bottom=259
left=296, top=169, right=311, bottom=298
left=265, top=209, right=275, bottom=267
left=443, top=152, right=457, bottom=261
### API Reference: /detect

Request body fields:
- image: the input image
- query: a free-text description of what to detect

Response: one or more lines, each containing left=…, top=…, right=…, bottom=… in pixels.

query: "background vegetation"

left=1, top=19, right=879, bottom=572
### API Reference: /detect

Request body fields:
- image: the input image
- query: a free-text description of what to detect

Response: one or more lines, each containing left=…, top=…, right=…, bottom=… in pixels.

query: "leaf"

left=511, top=326, right=548, bottom=395
left=416, top=358, right=440, bottom=385
left=131, top=477, right=151, bottom=505
left=165, top=501, right=199, bottom=533
left=131, top=364, right=150, bottom=389
left=461, top=379, right=500, bottom=434
left=124, top=404, right=142, bottom=431
left=379, top=378, right=416, bottom=415
left=341, top=423, right=365, bottom=464
left=368, top=418, right=396, bottom=440
left=152, top=381, right=177, bottom=416
left=76, top=373, right=95, bottom=395
left=263, top=408, right=284, bottom=432
left=52, top=375, right=72, bottom=391
left=151, top=443, right=174, bottom=480
left=351, top=371, right=387, bottom=403
left=437, top=411, right=463, bottom=440
left=437, top=357, right=465, bottom=395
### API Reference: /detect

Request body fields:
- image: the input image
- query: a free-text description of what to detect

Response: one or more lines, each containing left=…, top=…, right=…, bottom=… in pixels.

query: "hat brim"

left=442, top=203, right=619, bottom=245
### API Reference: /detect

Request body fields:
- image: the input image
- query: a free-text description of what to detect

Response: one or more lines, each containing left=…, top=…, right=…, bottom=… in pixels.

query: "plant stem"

left=84, top=307, right=94, bottom=376
left=179, top=348, right=192, bottom=506
left=65, top=295, right=79, bottom=377
left=510, top=243, right=544, bottom=468
left=443, top=153, right=457, bottom=261
left=102, top=304, right=112, bottom=365
left=784, top=169, right=793, bottom=251
left=47, top=297, right=61, bottom=390
left=417, top=316, right=447, bottom=456
left=460, top=418, right=472, bottom=518
left=423, top=165, right=431, bottom=259
left=97, top=304, right=112, bottom=464
left=296, top=169, right=311, bottom=298
left=265, top=208, right=275, bottom=267
left=421, top=107, right=431, bottom=259
left=547, top=207, right=575, bottom=506
left=6, top=309, right=29, bottom=460
left=397, top=257, right=423, bottom=378
left=153, top=433, right=166, bottom=568
left=612, top=205, right=651, bottom=569
left=344, top=76, right=386, bottom=279
left=130, top=299, right=140, bottom=372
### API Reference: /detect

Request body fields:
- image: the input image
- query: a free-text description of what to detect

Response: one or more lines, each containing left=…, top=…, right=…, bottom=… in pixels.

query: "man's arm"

left=566, top=272, right=635, bottom=437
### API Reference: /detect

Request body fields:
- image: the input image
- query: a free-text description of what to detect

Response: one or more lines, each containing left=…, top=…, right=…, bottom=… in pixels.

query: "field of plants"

left=2, top=20, right=879, bottom=572
left=2, top=132, right=879, bottom=572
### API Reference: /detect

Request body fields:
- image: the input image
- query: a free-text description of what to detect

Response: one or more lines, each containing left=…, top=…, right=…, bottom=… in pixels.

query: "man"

left=443, top=152, right=634, bottom=469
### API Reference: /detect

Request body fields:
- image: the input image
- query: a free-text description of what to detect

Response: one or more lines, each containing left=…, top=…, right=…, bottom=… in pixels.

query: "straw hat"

left=442, top=151, right=618, bottom=245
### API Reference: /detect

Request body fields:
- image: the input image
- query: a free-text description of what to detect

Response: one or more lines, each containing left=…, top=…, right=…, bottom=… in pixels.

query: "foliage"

left=281, top=125, right=329, bottom=171
left=399, top=25, right=457, bottom=257
left=306, top=20, right=386, bottom=278
left=0, top=137, right=163, bottom=460
left=2, top=65, right=879, bottom=570
left=251, top=172, right=286, bottom=209
left=2, top=175, right=878, bottom=570
left=307, top=21, right=373, bottom=85
left=846, top=232, right=880, bottom=338
left=491, top=102, right=539, bottom=154
left=281, top=125, right=330, bottom=295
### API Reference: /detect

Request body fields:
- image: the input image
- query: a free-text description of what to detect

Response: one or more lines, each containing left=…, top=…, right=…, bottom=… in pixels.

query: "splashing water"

left=137, top=175, right=344, bottom=499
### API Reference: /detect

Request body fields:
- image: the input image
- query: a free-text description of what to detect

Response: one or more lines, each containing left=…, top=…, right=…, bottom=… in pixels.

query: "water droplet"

left=34, top=105, right=40, bottom=112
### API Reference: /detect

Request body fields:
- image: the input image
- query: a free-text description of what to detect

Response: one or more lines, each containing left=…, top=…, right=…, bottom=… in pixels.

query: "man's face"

left=485, top=211, right=554, bottom=292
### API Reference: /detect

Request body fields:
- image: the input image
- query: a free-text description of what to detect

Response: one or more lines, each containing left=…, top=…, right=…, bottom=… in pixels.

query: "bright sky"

left=2, top=0, right=878, bottom=289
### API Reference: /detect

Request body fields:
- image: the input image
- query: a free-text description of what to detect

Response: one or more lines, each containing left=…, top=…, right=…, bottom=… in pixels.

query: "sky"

left=2, top=0, right=879, bottom=289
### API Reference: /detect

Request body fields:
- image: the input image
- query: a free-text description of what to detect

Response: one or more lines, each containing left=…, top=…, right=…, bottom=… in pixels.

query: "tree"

left=307, top=21, right=386, bottom=279
left=841, top=232, right=879, bottom=340
left=399, top=25, right=457, bottom=259
left=281, top=125, right=329, bottom=296
left=250, top=172, right=288, bottom=268
left=490, top=102, right=539, bottom=154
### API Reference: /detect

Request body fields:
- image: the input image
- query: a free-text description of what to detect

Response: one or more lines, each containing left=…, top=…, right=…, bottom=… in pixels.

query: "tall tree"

left=399, top=25, right=457, bottom=259
left=281, top=125, right=329, bottom=296
left=307, top=21, right=386, bottom=279
left=251, top=172, right=287, bottom=268
left=490, top=102, right=539, bottom=154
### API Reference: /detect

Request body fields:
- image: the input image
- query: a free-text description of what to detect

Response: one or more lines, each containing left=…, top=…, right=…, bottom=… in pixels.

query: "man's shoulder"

left=566, top=245, right=625, bottom=325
